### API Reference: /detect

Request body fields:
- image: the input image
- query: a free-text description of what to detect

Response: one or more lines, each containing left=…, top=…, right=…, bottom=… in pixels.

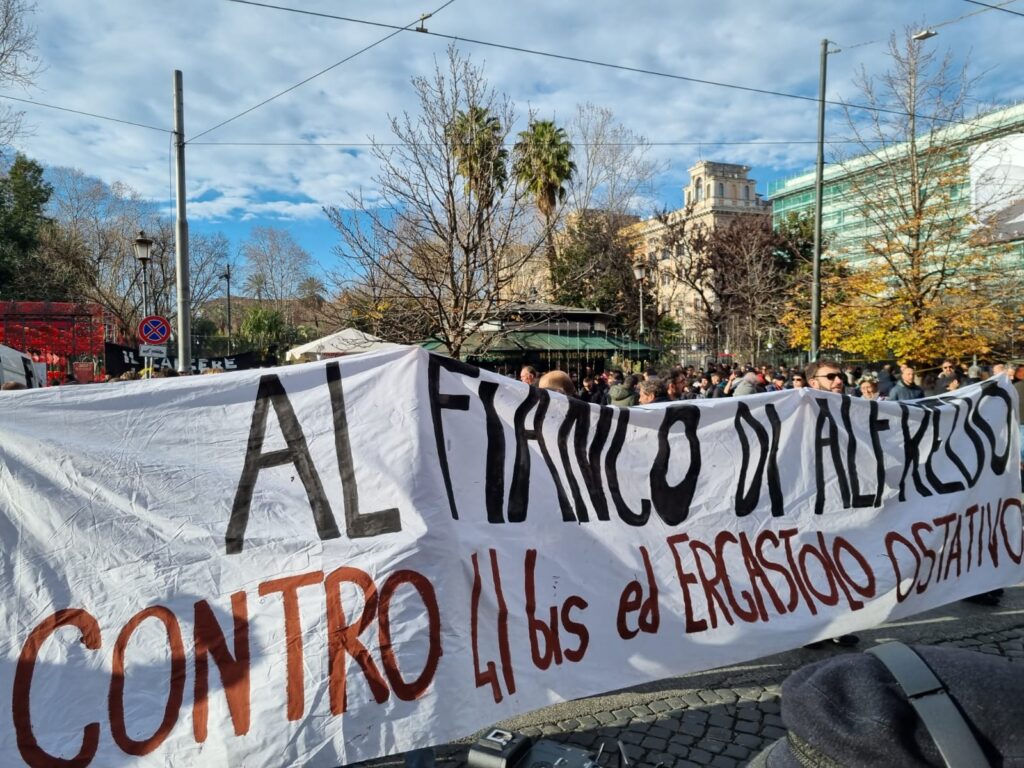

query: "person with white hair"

left=729, top=371, right=762, bottom=397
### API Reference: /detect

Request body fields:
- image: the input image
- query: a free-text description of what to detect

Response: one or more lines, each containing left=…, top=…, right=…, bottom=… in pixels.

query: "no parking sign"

left=137, top=315, right=171, bottom=345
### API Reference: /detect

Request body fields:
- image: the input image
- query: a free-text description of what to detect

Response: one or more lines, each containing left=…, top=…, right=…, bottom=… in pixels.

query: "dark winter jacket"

left=888, top=380, right=925, bottom=401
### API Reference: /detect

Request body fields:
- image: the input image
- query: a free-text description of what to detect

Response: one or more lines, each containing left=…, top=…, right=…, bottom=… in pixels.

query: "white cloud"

left=11, top=0, right=1023, bottom=242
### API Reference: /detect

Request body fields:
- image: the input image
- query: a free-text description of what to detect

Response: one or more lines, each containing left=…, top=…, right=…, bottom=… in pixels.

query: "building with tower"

left=621, top=160, right=771, bottom=362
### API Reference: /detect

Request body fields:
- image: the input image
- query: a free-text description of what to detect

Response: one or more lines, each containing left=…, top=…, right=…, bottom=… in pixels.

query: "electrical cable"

left=186, top=139, right=887, bottom=148
left=6, top=1, right=1007, bottom=144
left=222, top=0, right=987, bottom=129
left=0, top=93, right=170, bottom=132
left=188, top=0, right=456, bottom=142
left=832, top=0, right=1021, bottom=49
left=960, top=0, right=1024, bottom=18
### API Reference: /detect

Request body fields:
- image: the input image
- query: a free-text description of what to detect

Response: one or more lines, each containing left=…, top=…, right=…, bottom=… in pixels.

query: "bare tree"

left=326, top=46, right=542, bottom=357
left=653, top=206, right=795, bottom=362
left=240, top=225, right=313, bottom=322
left=149, top=223, right=230, bottom=320
left=42, top=169, right=152, bottom=340
left=825, top=28, right=1022, bottom=360
left=656, top=206, right=718, bottom=349
left=540, top=105, right=663, bottom=322
left=705, top=216, right=792, bottom=362
left=0, top=0, right=40, bottom=149
left=567, top=103, right=664, bottom=216
left=297, top=275, right=327, bottom=331
left=42, top=167, right=231, bottom=342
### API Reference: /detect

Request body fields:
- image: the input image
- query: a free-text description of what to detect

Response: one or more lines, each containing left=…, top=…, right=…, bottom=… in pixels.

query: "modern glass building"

left=767, top=102, right=1024, bottom=265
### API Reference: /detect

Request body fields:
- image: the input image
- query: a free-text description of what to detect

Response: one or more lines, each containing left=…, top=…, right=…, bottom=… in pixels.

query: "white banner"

left=0, top=346, right=1020, bottom=767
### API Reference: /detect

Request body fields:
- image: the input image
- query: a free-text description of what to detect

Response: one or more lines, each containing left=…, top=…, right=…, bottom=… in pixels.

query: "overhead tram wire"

left=0, top=94, right=170, bottom=133
left=189, top=0, right=457, bottom=143
left=187, top=138, right=888, bottom=148
left=831, top=0, right=1021, bottom=51
left=0, top=0, right=1008, bottom=145
left=223, top=0, right=987, bottom=130
left=960, top=0, right=1024, bottom=18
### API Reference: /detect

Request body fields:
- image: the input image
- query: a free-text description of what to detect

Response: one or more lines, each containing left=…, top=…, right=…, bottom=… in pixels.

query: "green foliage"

left=550, top=212, right=639, bottom=330
left=239, top=306, right=290, bottom=358
left=191, top=317, right=227, bottom=357
left=448, top=105, right=508, bottom=206
left=0, top=153, right=53, bottom=299
left=513, top=120, right=575, bottom=221
left=774, top=211, right=817, bottom=270
left=513, top=119, right=575, bottom=285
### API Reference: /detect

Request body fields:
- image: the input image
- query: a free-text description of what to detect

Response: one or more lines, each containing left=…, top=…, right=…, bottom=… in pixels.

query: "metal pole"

left=811, top=38, right=828, bottom=362
left=141, top=260, right=149, bottom=320
left=173, top=70, right=192, bottom=373
left=638, top=279, right=645, bottom=337
left=141, top=260, right=150, bottom=379
left=225, top=265, right=232, bottom=353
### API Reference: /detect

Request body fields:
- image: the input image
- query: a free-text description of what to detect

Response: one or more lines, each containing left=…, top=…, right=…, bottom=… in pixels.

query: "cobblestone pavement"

left=358, top=585, right=1024, bottom=768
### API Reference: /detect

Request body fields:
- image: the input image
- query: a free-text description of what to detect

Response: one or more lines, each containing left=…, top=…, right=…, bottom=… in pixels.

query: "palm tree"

left=243, top=272, right=267, bottom=302
left=513, top=120, right=576, bottom=283
left=239, top=306, right=287, bottom=360
left=448, top=106, right=508, bottom=207
left=298, top=276, right=327, bottom=330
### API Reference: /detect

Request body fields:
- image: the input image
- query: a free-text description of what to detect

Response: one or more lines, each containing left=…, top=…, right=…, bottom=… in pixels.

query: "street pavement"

left=358, top=585, right=1024, bottom=768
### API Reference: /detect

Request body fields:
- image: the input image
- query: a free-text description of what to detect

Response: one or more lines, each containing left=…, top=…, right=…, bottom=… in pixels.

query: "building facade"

left=621, top=160, right=771, bottom=359
left=767, top=102, right=1024, bottom=265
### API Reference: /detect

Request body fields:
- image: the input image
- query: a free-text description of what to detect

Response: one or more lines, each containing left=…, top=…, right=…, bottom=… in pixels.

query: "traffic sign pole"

left=138, top=316, right=172, bottom=378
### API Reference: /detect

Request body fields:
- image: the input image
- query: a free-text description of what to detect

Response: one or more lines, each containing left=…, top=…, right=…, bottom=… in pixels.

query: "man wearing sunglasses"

left=802, top=359, right=861, bottom=649
left=806, top=360, right=847, bottom=395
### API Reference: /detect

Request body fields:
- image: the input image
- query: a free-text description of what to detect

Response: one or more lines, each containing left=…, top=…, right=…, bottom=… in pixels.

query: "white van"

left=0, top=344, right=44, bottom=388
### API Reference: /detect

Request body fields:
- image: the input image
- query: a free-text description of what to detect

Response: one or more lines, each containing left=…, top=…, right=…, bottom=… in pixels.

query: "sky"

left=8, top=0, right=1024, bottom=280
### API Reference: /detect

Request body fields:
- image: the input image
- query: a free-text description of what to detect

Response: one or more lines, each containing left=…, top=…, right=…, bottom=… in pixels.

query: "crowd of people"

left=518, top=357, right=1024, bottom=407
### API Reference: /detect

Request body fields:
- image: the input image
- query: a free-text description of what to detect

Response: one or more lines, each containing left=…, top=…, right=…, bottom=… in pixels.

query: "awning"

left=287, top=328, right=400, bottom=361
left=421, top=332, right=658, bottom=355
left=610, top=338, right=659, bottom=353
left=509, top=332, right=625, bottom=352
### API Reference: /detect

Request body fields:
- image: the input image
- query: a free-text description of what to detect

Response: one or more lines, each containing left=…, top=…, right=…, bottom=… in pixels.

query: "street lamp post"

left=810, top=30, right=936, bottom=362
left=220, top=264, right=233, bottom=353
left=133, top=230, right=154, bottom=319
left=810, top=38, right=831, bottom=362
left=632, top=259, right=647, bottom=338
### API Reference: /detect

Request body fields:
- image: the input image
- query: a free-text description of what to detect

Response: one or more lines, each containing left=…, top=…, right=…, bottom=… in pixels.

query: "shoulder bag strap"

left=866, top=641, right=990, bottom=768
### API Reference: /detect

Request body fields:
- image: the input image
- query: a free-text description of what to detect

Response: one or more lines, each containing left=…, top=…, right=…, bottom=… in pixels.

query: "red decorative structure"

left=0, top=302, right=110, bottom=383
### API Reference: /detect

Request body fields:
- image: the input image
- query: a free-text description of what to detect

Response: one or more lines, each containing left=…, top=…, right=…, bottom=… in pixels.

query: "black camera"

left=467, top=729, right=601, bottom=768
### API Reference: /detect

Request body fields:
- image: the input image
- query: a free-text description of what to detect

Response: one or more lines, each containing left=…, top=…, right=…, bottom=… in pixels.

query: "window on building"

left=743, top=185, right=750, bottom=201
left=717, top=182, right=724, bottom=197
left=694, top=178, right=703, bottom=201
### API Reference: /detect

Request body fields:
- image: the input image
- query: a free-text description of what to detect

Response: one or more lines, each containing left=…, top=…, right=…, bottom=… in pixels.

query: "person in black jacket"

left=579, top=376, right=602, bottom=404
